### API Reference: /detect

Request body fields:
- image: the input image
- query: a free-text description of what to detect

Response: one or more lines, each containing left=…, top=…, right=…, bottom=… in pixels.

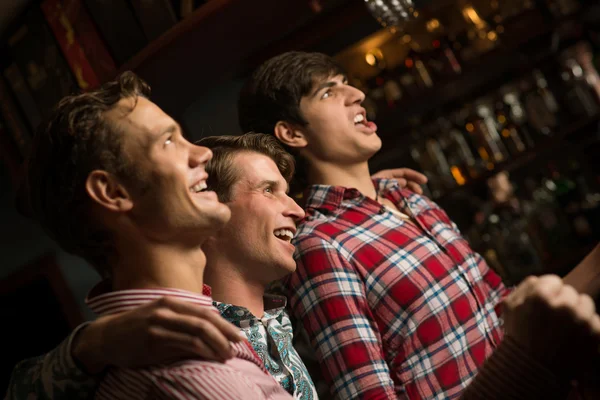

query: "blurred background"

left=0, top=0, right=599, bottom=392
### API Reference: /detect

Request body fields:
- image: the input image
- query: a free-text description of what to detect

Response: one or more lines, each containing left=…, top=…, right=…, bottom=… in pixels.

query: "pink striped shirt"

left=87, top=287, right=293, bottom=400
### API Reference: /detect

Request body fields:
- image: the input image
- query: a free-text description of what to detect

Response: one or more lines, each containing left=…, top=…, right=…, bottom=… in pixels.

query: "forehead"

left=310, top=73, right=345, bottom=89
left=231, top=151, right=286, bottom=188
left=105, top=96, right=174, bottom=145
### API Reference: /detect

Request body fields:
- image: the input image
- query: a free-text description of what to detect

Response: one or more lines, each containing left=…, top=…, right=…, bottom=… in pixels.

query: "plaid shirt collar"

left=303, top=178, right=399, bottom=210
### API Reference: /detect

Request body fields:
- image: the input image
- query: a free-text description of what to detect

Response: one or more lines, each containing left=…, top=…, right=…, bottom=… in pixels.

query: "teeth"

left=274, top=229, right=294, bottom=241
left=190, top=181, right=207, bottom=193
left=354, top=114, right=364, bottom=124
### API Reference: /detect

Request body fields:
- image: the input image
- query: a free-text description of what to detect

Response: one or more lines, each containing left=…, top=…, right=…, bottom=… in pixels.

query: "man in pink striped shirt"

left=20, top=71, right=292, bottom=399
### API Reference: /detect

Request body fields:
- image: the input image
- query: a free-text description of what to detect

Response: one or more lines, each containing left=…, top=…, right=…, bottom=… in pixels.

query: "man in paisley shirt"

left=199, top=134, right=318, bottom=399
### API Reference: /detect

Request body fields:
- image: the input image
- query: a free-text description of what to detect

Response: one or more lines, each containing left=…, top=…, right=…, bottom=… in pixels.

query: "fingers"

left=531, top=275, right=563, bottom=303
left=396, top=168, right=428, bottom=184
left=406, top=181, right=424, bottom=194
left=147, top=307, right=239, bottom=360
left=371, top=168, right=428, bottom=184
left=149, top=326, right=225, bottom=362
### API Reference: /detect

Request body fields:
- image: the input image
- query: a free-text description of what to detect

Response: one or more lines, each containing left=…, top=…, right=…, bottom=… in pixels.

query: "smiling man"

left=8, top=73, right=292, bottom=400
left=200, top=134, right=318, bottom=399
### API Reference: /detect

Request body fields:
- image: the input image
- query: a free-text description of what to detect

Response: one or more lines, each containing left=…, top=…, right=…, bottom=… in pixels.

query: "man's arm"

left=5, top=296, right=246, bottom=399
left=287, top=235, right=397, bottom=399
left=462, top=275, right=600, bottom=400
left=563, top=243, right=600, bottom=299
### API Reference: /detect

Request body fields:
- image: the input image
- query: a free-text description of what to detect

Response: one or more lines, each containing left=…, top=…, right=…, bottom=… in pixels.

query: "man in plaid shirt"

left=238, top=51, right=600, bottom=399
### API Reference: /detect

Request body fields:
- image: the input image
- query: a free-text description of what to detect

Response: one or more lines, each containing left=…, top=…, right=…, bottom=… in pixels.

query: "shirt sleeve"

left=287, top=234, right=398, bottom=400
left=460, top=336, right=570, bottom=400
left=4, top=323, right=99, bottom=400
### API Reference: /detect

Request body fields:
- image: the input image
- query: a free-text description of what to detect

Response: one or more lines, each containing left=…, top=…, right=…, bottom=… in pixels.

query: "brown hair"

left=237, top=51, right=345, bottom=135
left=197, top=133, right=295, bottom=202
left=25, top=71, right=151, bottom=276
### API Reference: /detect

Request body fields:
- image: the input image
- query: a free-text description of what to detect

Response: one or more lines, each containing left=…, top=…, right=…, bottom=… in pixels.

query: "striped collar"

left=87, top=286, right=214, bottom=316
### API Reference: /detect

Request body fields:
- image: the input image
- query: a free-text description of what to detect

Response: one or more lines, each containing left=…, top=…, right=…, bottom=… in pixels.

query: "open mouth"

left=274, top=228, right=294, bottom=243
left=189, top=181, right=208, bottom=193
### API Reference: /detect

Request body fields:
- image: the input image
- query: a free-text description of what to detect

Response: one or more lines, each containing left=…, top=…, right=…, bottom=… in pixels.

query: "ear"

left=274, top=121, right=308, bottom=149
left=85, top=170, right=133, bottom=213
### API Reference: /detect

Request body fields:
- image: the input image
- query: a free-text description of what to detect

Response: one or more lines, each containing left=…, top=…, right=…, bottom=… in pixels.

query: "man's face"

left=297, top=74, right=382, bottom=164
left=109, top=97, right=231, bottom=242
left=216, top=151, right=305, bottom=283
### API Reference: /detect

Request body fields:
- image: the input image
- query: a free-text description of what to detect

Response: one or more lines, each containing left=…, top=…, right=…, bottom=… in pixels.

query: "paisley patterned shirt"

left=214, top=294, right=318, bottom=400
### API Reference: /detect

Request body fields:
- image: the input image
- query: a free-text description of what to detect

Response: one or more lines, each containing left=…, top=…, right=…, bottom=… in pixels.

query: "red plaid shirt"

left=284, top=179, right=509, bottom=399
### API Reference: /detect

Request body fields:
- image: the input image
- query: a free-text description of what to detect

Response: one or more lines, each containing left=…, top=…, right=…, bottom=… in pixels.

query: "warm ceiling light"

left=426, top=18, right=440, bottom=32
left=462, top=5, right=486, bottom=29
left=365, top=48, right=385, bottom=67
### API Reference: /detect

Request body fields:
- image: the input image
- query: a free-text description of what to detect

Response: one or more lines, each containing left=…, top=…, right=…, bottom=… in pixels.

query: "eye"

left=321, top=89, right=332, bottom=99
left=164, top=136, right=173, bottom=146
left=264, top=187, right=273, bottom=194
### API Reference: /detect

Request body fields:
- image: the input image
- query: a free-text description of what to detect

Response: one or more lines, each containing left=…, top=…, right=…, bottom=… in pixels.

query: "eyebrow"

left=158, top=122, right=182, bottom=138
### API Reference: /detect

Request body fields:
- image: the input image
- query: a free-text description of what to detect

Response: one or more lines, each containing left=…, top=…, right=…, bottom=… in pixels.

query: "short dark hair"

left=238, top=51, right=345, bottom=134
left=25, top=71, right=150, bottom=276
left=197, top=133, right=295, bottom=202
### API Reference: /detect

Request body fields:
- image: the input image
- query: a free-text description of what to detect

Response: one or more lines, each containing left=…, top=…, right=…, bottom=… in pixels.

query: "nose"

left=283, top=194, right=305, bottom=221
left=344, top=83, right=365, bottom=106
left=189, top=144, right=212, bottom=168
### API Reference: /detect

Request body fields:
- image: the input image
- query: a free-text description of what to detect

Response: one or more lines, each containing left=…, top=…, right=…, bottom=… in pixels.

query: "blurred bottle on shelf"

left=521, top=69, right=561, bottom=137
left=498, top=85, right=537, bottom=148
left=559, top=44, right=600, bottom=117
left=468, top=101, right=510, bottom=165
left=437, top=116, right=482, bottom=185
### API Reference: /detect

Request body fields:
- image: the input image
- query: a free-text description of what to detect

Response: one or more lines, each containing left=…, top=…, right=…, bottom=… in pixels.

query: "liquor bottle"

left=494, top=97, right=527, bottom=156
left=473, top=101, right=510, bottom=164
left=560, top=56, right=600, bottom=118
left=421, top=120, right=456, bottom=191
left=437, top=117, right=478, bottom=185
left=409, top=129, right=448, bottom=198
left=382, top=74, right=403, bottom=108
left=404, top=48, right=434, bottom=89
left=567, top=42, right=600, bottom=105
left=499, top=86, right=537, bottom=148
left=522, top=70, right=559, bottom=137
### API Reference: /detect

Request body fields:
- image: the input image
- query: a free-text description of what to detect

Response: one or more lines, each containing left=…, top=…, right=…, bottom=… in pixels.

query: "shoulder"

left=103, top=359, right=267, bottom=399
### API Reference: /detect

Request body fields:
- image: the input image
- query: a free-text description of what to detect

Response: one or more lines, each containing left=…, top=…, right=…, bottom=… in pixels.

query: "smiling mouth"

left=190, top=181, right=208, bottom=193
left=274, top=229, right=294, bottom=243
left=354, top=113, right=366, bottom=126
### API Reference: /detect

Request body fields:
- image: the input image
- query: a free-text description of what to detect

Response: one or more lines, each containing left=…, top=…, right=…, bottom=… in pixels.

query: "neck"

left=204, top=257, right=266, bottom=318
left=111, top=237, right=207, bottom=295
left=307, top=160, right=377, bottom=200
